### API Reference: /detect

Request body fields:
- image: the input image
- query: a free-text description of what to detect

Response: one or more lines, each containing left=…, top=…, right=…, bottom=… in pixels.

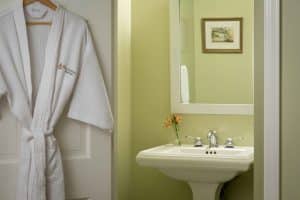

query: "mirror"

left=170, top=0, right=254, bottom=114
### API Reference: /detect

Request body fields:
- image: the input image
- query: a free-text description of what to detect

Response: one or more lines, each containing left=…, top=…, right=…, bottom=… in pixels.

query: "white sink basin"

left=136, top=145, right=253, bottom=200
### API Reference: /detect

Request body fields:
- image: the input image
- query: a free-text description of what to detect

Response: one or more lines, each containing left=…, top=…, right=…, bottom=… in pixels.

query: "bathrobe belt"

left=22, top=128, right=53, bottom=200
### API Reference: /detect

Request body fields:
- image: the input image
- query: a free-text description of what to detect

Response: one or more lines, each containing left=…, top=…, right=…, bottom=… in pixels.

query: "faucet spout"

left=207, top=130, right=218, bottom=148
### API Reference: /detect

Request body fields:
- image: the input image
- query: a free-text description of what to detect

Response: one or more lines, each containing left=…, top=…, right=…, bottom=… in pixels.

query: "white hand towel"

left=180, top=65, right=190, bottom=104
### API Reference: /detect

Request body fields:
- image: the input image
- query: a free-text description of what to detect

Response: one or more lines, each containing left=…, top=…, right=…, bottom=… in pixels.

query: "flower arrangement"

left=164, top=114, right=183, bottom=145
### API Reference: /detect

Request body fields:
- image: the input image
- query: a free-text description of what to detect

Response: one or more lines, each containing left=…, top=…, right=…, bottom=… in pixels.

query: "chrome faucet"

left=207, top=130, right=218, bottom=148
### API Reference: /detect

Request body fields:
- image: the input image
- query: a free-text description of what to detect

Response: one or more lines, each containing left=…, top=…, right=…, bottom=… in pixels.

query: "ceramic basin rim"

left=137, top=145, right=254, bottom=160
left=136, top=145, right=254, bottom=172
left=137, top=152, right=254, bottom=160
left=136, top=154, right=253, bottom=171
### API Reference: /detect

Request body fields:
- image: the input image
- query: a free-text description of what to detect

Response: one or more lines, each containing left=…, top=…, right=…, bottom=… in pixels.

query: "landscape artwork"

left=202, top=18, right=243, bottom=53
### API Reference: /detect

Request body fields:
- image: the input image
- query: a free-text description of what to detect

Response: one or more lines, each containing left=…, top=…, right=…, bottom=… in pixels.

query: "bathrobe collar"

left=13, top=0, right=64, bottom=130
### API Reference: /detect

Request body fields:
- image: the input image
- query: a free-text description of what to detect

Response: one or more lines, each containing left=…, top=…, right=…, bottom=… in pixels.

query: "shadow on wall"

left=222, top=169, right=254, bottom=200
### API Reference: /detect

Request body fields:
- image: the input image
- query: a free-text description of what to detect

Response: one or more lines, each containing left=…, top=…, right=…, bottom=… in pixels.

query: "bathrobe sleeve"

left=0, top=70, right=7, bottom=99
left=0, top=70, right=7, bottom=117
left=67, top=25, right=114, bottom=132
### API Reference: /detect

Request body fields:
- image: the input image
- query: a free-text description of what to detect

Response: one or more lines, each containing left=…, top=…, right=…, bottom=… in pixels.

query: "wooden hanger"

left=23, top=0, right=57, bottom=10
left=26, top=21, right=52, bottom=26
left=23, top=0, right=57, bottom=26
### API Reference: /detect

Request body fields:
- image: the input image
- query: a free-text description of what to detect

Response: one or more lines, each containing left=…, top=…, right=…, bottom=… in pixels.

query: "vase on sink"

left=164, top=114, right=183, bottom=146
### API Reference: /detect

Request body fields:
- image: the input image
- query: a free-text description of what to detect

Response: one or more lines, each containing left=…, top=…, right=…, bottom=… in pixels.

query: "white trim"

left=264, top=0, right=280, bottom=199
left=169, top=0, right=253, bottom=115
left=172, top=103, right=253, bottom=115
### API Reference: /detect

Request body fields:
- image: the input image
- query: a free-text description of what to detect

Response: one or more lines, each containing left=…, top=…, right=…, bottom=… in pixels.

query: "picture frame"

left=201, top=18, right=243, bottom=53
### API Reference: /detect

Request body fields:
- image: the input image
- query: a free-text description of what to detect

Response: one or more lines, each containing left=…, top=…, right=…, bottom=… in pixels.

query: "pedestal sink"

left=136, top=145, right=253, bottom=200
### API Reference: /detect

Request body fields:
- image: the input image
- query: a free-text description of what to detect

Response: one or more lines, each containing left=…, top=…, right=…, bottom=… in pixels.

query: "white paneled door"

left=0, top=1, right=113, bottom=200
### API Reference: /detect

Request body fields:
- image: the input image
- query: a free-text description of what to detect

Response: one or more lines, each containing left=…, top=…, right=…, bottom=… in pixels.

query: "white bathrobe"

left=0, top=1, right=114, bottom=200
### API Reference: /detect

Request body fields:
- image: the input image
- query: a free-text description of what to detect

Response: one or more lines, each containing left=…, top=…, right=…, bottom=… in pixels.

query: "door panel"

left=0, top=101, right=20, bottom=161
left=0, top=100, right=19, bottom=200
left=0, top=0, right=113, bottom=200
left=55, top=117, right=112, bottom=200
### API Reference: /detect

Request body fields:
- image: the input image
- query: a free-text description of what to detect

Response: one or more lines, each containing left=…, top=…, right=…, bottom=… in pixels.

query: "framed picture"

left=201, top=18, right=243, bottom=53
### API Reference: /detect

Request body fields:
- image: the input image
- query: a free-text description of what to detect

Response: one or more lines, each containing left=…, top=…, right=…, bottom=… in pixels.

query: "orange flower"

left=164, top=117, right=172, bottom=128
left=164, top=114, right=183, bottom=128
left=174, top=114, right=183, bottom=124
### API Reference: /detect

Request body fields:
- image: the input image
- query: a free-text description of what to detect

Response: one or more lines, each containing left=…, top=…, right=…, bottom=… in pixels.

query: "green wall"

left=281, top=1, right=300, bottom=199
left=116, top=0, right=132, bottom=199
left=193, top=0, right=253, bottom=104
left=130, top=0, right=254, bottom=200
left=180, top=0, right=253, bottom=104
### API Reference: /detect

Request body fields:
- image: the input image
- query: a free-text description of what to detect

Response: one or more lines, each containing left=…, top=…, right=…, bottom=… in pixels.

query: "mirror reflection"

left=179, top=0, right=253, bottom=104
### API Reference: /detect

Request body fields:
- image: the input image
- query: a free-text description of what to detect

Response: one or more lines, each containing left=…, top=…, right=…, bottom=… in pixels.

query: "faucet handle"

left=224, top=136, right=245, bottom=147
left=185, top=136, right=203, bottom=147
left=224, top=138, right=234, bottom=148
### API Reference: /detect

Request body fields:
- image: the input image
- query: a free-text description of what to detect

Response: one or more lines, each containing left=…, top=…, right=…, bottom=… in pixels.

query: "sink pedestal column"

left=188, top=182, right=223, bottom=200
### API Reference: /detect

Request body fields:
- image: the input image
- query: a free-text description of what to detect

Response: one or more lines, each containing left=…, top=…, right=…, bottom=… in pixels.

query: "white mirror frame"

left=169, top=0, right=254, bottom=115
left=264, top=0, right=280, bottom=199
